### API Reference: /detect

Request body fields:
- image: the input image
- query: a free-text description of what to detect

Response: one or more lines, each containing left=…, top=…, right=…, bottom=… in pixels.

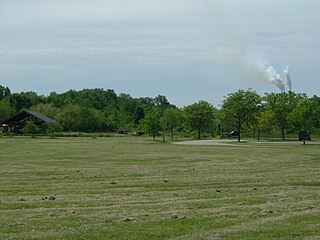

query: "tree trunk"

left=162, top=106, right=165, bottom=143
left=171, top=129, right=174, bottom=141
left=153, top=134, right=156, bottom=141
left=198, top=128, right=201, bottom=139
left=303, top=137, right=306, bottom=145
left=258, top=130, right=260, bottom=141
left=237, top=123, right=241, bottom=142
left=281, top=129, right=285, bottom=141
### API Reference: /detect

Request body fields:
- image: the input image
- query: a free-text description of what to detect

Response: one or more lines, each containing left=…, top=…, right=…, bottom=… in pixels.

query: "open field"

left=0, top=137, right=319, bottom=240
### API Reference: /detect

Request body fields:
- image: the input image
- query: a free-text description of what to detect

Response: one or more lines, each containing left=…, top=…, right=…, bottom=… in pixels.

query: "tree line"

left=0, top=85, right=320, bottom=141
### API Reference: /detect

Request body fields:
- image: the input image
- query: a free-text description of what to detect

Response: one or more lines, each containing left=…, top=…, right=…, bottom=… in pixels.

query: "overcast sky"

left=1, top=0, right=319, bottom=107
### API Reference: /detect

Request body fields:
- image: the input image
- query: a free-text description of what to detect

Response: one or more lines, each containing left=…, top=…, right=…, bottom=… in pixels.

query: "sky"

left=0, top=0, right=320, bottom=107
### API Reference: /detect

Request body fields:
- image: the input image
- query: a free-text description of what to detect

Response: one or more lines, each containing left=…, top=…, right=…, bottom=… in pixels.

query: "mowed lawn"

left=0, top=137, right=319, bottom=240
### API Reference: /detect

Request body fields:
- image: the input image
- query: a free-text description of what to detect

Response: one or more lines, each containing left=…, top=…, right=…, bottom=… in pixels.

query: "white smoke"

left=245, top=59, right=291, bottom=93
left=266, top=66, right=285, bottom=92
left=284, top=67, right=292, bottom=92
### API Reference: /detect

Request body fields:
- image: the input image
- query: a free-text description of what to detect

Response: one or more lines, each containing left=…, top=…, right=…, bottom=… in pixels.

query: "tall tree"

left=264, top=92, right=303, bottom=140
left=184, top=100, right=216, bottom=139
left=9, top=91, right=44, bottom=111
left=166, top=108, right=183, bottom=141
left=256, top=109, right=275, bottom=140
left=0, top=85, right=11, bottom=101
left=155, top=95, right=169, bottom=142
left=139, top=110, right=161, bottom=141
left=57, top=104, right=81, bottom=131
left=117, top=93, right=137, bottom=129
left=288, top=97, right=320, bottom=143
left=78, top=108, right=106, bottom=132
left=221, top=89, right=261, bottom=142
left=31, top=103, right=60, bottom=120
left=0, top=98, right=14, bottom=121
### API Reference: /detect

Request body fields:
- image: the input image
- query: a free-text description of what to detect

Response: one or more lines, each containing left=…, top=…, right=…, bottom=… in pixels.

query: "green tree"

left=104, top=99, right=119, bottom=131
left=155, top=95, right=170, bottom=142
left=78, top=108, right=106, bottom=132
left=0, top=98, right=14, bottom=121
left=184, top=100, right=216, bottom=139
left=23, top=121, right=40, bottom=138
left=0, top=85, right=11, bottom=101
left=264, top=92, right=303, bottom=140
left=9, top=92, right=44, bottom=111
left=255, top=109, right=275, bottom=140
left=57, top=104, right=81, bottom=131
left=46, top=122, right=63, bottom=139
left=31, top=103, right=60, bottom=119
left=166, top=108, right=183, bottom=141
left=288, top=97, right=320, bottom=144
left=118, top=93, right=137, bottom=129
left=221, top=89, right=261, bottom=142
left=134, top=106, right=145, bottom=125
left=139, top=110, right=161, bottom=141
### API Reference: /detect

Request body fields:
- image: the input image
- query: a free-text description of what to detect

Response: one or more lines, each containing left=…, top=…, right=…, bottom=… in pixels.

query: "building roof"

left=1, top=110, right=55, bottom=125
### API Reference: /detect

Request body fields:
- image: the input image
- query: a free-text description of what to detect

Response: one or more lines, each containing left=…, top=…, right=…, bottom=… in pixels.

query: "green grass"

left=0, top=137, right=319, bottom=239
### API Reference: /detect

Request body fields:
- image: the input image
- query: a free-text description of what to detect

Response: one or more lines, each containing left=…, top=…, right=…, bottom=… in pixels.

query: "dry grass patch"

left=0, top=137, right=319, bottom=239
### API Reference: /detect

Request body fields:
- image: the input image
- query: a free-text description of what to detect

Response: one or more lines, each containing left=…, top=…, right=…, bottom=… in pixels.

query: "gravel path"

left=173, top=140, right=247, bottom=146
left=173, top=139, right=320, bottom=146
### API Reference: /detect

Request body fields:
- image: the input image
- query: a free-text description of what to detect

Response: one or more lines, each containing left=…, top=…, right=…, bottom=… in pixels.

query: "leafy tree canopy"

left=184, top=100, right=216, bottom=139
left=222, top=89, right=261, bottom=142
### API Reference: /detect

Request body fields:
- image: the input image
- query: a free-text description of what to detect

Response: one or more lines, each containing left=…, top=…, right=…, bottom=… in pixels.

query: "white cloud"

left=1, top=0, right=206, bottom=26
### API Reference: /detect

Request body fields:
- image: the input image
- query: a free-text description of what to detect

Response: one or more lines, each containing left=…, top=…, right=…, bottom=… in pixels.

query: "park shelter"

left=1, top=110, right=54, bottom=133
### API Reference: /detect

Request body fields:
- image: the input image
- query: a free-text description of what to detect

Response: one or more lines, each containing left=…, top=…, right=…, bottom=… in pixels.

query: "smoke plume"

left=266, top=66, right=285, bottom=92
left=245, top=59, right=292, bottom=93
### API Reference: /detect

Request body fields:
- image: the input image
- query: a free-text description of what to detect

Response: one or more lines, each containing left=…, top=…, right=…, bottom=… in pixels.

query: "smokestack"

left=284, top=67, right=292, bottom=92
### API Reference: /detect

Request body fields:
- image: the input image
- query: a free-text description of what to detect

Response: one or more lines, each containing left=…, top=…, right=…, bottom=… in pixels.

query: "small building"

left=1, top=110, right=55, bottom=133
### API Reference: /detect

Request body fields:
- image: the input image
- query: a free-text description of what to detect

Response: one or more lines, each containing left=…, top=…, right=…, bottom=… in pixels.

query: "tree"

left=23, top=121, right=40, bottom=138
left=0, top=85, right=11, bottom=101
left=0, top=98, right=14, bottom=121
left=155, top=95, right=170, bottom=142
left=184, top=100, right=216, bottom=139
left=166, top=108, right=183, bottom=141
left=46, top=122, right=63, bottom=139
left=118, top=93, right=138, bottom=129
left=221, top=89, right=261, bottom=142
left=31, top=103, right=60, bottom=119
left=256, top=109, right=275, bottom=140
left=288, top=97, right=320, bottom=144
left=134, top=106, right=145, bottom=125
left=139, top=110, right=161, bottom=141
left=9, top=92, right=44, bottom=111
left=57, top=104, right=81, bottom=131
left=264, top=92, right=303, bottom=140
left=78, top=108, right=106, bottom=132
left=104, top=99, right=119, bottom=131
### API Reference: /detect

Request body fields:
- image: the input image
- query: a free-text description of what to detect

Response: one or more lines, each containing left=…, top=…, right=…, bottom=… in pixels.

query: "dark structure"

left=228, top=130, right=240, bottom=138
left=299, top=130, right=311, bottom=141
left=1, top=110, right=55, bottom=133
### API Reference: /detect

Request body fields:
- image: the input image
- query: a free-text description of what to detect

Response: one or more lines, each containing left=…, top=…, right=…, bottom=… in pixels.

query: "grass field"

left=0, top=136, right=319, bottom=240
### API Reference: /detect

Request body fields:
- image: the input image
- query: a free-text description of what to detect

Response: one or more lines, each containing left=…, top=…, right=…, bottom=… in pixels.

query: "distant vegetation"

left=0, top=85, right=320, bottom=140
